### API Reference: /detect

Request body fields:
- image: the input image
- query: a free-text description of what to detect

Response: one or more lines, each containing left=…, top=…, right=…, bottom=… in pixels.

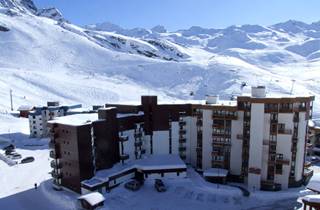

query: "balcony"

left=50, top=160, right=62, bottom=169
left=192, top=112, right=202, bottom=118
left=179, top=121, right=186, bottom=126
left=49, top=150, right=60, bottom=159
left=243, top=115, right=251, bottom=121
left=134, top=141, right=143, bottom=147
left=276, top=158, right=290, bottom=165
left=263, top=140, right=277, bottom=146
left=134, top=133, right=142, bottom=139
left=119, top=135, right=129, bottom=142
left=279, top=107, right=293, bottom=113
left=179, top=138, right=187, bottom=143
left=212, top=113, right=237, bottom=120
left=179, top=130, right=186, bottom=135
left=278, top=129, right=292, bottom=135
left=248, top=167, right=261, bottom=175
left=179, top=147, right=186, bottom=152
left=196, top=120, right=203, bottom=126
left=120, top=154, right=129, bottom=161
left=180, top=154, right=186, bottom=160
left=270, top=119, right=278, bottom=124
left=292, top=137, right=298, bottom=144
left=51, top=170, right=62, bottom=179
left=212, top=140, right=231, bottom=146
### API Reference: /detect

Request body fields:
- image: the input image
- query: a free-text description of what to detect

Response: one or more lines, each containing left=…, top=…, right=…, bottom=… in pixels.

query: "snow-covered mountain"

left=0, top=0, right=319, bottom=117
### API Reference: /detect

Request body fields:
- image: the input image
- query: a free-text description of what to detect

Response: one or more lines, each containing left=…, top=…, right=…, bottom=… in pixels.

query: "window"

left=276, top=164, right=282, bottom=174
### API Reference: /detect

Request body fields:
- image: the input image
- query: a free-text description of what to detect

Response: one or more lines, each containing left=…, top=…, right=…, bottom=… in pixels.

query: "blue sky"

left=33, top=0, right=320, bottom=31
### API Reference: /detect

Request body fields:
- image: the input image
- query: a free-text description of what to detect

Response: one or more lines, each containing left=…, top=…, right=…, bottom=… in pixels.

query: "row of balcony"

left=50, top=160, right=62, bottom=169
left=51, top=170, right=62, bottom=179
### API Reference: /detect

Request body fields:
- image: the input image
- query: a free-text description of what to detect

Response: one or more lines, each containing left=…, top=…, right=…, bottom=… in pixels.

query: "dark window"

left=276, top=164, right=282, bottom=174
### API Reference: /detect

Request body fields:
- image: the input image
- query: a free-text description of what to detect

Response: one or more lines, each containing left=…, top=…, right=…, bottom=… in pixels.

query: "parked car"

left=124, top=180, right=141, bottom=191
left=20, top=156, right=35, bottom=164
left=154, top=179, right=166, bottom=192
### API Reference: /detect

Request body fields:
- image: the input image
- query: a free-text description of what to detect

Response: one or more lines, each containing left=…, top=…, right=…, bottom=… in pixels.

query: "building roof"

left=302, top=194, right=320, bottom=203
left=17, top=105, right=34, bottom=111
left=82, top=155, right=186, bottom=187
left=78, top=192, right=105, bottom=206
left=307, top=173, right=320, bottom=193
left=48, top=113, right=99, bottom=126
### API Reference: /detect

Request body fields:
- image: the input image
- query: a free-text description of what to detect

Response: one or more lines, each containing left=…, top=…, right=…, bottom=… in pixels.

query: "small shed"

left=203, top=168, right=228, bottom=184
left=78, top=192, right=105, bottom=210
left=17, top=105, right=34, bottom=118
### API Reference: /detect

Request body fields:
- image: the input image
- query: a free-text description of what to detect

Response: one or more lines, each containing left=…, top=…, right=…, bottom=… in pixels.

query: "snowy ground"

left=0, top=113, right=319, bottom=210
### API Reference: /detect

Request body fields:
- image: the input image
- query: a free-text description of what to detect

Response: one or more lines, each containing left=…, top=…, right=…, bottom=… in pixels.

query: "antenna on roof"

left=290, top=79, right=296, bottom=95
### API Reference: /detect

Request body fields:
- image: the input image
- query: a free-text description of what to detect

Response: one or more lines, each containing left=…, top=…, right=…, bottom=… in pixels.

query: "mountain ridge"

left=0, top=0, right=319, bottom=117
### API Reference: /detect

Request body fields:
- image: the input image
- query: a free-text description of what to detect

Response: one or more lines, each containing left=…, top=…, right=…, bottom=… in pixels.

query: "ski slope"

left=0, top=2, right=319, bottom=116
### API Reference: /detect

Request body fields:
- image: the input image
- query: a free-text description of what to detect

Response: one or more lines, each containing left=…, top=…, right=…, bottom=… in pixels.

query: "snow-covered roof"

left=78, top=192, right=105, bottom=206
left=309, top=120, right=316, bottom=128
left=17, top=105, right=33, bottom=111
left=82, top=155, right=186, bottom=187
left=48, top=113, right=98, bottom=126
left=117, top=111, right=144, bottom=118
left=302, top=194, right=320, bottom=203
left=307, top=173, right=320, bottom=192
left=203, top=168, right=228, bottom=177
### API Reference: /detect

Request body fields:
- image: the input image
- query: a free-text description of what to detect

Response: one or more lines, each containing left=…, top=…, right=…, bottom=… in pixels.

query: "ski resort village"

left=1, top=0, right=320, bottom=210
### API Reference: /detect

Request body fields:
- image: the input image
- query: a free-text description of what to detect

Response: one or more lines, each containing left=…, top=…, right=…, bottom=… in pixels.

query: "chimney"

left=251, top=86, right=266, bottom=98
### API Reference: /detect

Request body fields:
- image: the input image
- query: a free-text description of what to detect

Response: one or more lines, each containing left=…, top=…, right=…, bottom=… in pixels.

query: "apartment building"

left=48, top=86, right=314, bottom=193
left=29, top=102, right=82, bottom=138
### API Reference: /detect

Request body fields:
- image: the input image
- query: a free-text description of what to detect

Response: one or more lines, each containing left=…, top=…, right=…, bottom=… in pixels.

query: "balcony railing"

left=179, top=138, right=187, bottom=143
left=51, top=170, right=62, bottom=179
left=134, top=141, right=143, bottom=147
left=179, top=121, right=186, bottom=126
left=196, top=120, right=203, bottom=126
left=134, top=133, right=142, bottom=138
left=276, top=157, right=290, bottom=165
left=179, top=130, right=186, bottom=135
left=278, top=129, right=292, bottom=135
left=179, top=147, right=187, bottom=152
left=50, top=160, right=62, bottom=169
left=212, top=140, right=231, bottom=146
left=248, top=167, right=261, bottom=175
left=50, top=150, right=60, bottom=159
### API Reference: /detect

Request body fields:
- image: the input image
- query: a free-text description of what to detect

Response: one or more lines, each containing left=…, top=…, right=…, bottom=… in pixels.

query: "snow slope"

left=0, top=0, right=319, bottom=117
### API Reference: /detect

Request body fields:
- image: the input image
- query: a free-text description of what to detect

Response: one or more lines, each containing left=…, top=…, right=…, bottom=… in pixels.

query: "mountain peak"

left=0, top=0, right=37, bottom=14
left=151, top=25, right=167, bottom=33
left=37, top=7, right=65, bottom=22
